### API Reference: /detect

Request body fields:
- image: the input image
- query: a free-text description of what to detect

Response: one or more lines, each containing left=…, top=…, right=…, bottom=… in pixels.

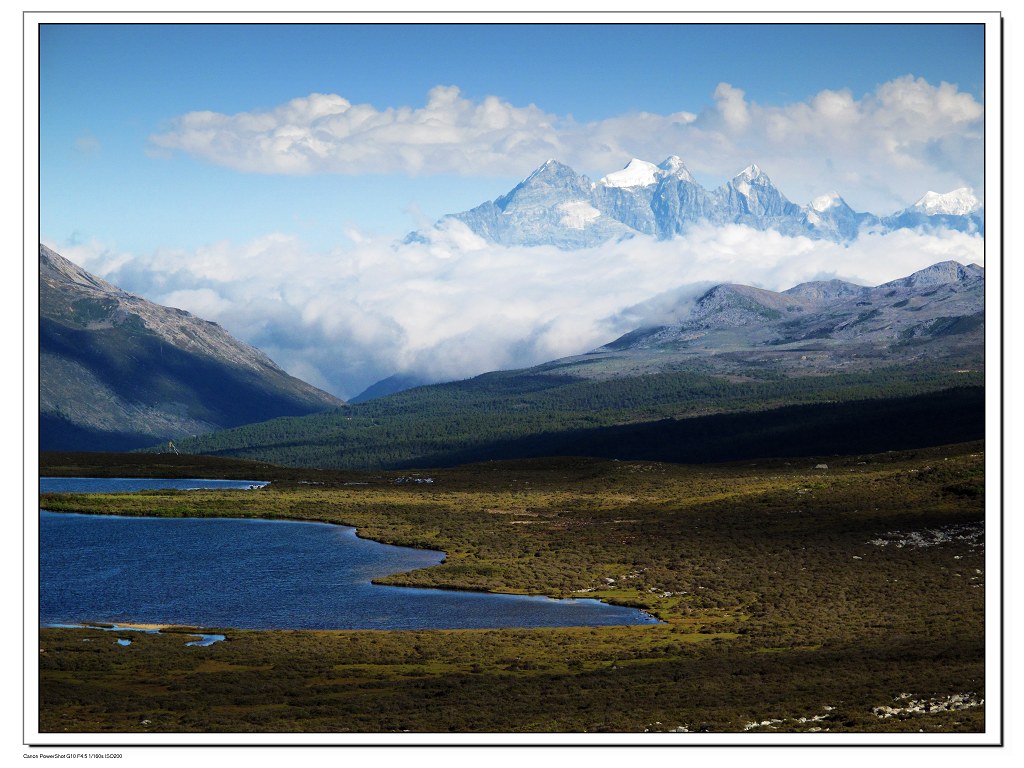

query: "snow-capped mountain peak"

left=910, top=188, right=981, bottom=216
left=657, top=155, right=697, bottom=183
left=413, top=157, right=983, bottom=250
left=599, top=158, right=661, bottom=189
left=736, top=164, right=762, bottom=182
left=730, top=164, right=769, bottom=198
left=521, top=158, right=564, bottom=184
left=810, top=192, right=843, bottom=212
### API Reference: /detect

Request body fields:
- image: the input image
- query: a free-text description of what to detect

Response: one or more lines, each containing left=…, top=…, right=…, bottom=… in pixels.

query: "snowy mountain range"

left=410, top=157, right=983, bottom=248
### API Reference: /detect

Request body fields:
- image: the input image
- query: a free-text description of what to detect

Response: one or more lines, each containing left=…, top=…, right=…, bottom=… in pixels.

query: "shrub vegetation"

left=38, top=442, right=986, bottom=734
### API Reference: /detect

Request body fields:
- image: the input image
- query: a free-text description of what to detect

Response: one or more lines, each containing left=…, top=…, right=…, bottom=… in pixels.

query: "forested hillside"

left=158, top=364, right=983, bottom=469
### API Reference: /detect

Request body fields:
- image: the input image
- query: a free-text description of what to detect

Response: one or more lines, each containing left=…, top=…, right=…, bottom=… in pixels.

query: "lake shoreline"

left=39, top=494, right=659, bottom=631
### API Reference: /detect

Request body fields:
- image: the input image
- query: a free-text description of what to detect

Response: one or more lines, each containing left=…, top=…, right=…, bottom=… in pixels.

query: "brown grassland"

left=37, top=442, right=985, bottom=734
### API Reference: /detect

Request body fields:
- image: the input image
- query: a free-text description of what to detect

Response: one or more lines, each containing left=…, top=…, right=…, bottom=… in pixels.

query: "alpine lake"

left=40, top=477, right=656, bottom=631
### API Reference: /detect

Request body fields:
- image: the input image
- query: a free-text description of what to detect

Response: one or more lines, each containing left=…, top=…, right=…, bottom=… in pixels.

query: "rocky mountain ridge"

left=543, top=260, right=985, bottom=380
left=411, top=157, right=984, bottom=249
left=352, top=260, right=984, bottom=402
left=40, top=244, right=343, bottom=451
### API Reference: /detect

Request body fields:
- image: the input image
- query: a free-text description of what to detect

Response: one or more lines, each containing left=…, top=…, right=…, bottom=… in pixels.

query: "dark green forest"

left=150, top=364, right=983, bottom=469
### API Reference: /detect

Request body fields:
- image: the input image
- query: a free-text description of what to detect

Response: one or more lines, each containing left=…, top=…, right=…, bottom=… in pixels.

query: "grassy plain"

left=38, top=443, right=985, bottom=734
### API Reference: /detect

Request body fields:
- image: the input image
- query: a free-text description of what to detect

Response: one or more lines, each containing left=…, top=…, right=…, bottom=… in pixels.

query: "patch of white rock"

left=872, top=692, right=983, bottom=719
left=868, top=522, right=983, bottom=549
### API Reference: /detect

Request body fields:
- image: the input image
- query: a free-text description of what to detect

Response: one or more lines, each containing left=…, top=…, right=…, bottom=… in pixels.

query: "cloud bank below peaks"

left=56, top=224, right=984, bottom=401
left=150, top=76, right=982, bottom=214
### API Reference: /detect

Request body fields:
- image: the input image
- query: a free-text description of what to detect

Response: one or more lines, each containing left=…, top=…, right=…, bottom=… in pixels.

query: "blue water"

left=39, top=478, right=657, bottom=630
left=186, top=634, right=225, bottom=646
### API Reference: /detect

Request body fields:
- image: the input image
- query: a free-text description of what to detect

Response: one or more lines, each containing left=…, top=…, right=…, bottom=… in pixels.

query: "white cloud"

left=712, top=83, right=751, bottom=132
left=50, top=226, right=984, bottom=401
left=150, top=76, right=983, bottom=214
left=159, top=287, right=232, bottom=318
left=151, top=87, right=566, bottom=177
left=675, top=76, right=985, bottom=212
left=74, top=134, right=101, bottom=156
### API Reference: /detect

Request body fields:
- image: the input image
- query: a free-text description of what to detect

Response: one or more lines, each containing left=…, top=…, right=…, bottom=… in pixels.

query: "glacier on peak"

left=599, top=158, right=661, bottom=189
left=599, top=156, right=698, bottom=189
left=910, top=188, right=981, bottom=216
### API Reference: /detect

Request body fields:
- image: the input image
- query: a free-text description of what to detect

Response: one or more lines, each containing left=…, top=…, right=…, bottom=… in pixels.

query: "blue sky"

left=36, top=19, right=990, bottom=398
left=40, top=22, right=984, bottom=251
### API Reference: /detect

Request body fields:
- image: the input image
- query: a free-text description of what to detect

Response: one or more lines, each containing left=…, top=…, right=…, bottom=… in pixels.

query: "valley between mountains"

left=150, top=258, right=984, bottom=471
